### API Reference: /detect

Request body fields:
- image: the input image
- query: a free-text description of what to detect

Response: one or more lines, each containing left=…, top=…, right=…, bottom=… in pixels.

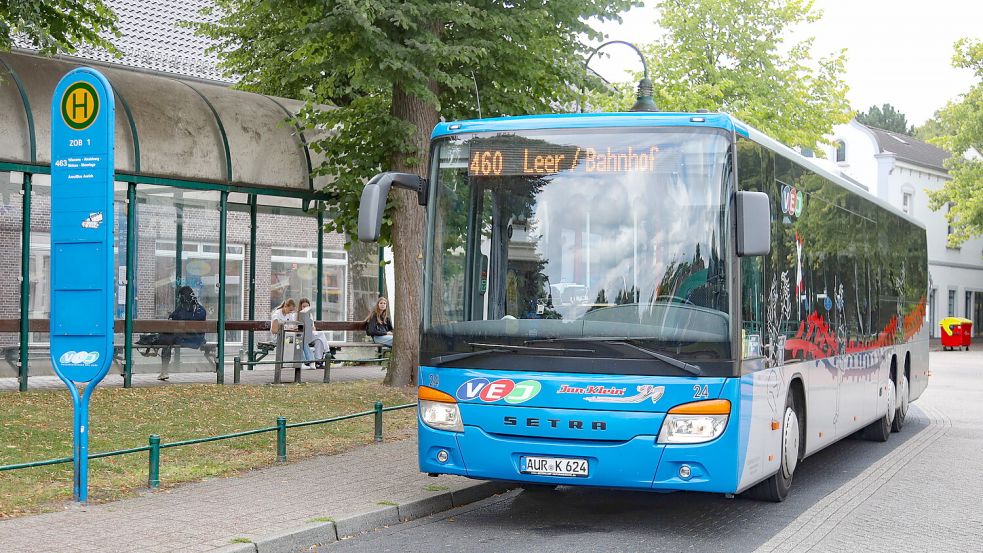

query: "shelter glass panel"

left=0, top=170, right=23, bottom=378
left=266, top=213, right=348, bottom=342
left=135, top=187, right=224, bottom=375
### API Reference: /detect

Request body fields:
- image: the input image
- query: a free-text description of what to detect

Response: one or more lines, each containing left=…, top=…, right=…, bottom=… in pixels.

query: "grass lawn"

left=0, top=380, right=417, bottom=518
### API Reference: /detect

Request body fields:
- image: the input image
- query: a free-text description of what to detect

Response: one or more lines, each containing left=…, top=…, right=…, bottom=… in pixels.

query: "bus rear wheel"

left=891, top=371, right=909, bottom=433
left=746, top=390, right=799, bottom=502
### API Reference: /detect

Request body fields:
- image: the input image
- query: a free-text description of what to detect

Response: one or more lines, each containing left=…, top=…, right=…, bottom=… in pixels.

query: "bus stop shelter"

left=0, top=52, right=380, bottom=391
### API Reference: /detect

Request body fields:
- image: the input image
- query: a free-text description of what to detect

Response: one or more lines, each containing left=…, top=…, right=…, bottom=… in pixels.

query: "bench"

left=253, top=340, right=277, bottom=362
left=327, top=342, right=390, bottom=364
left=233, top=323, right=322, bottom=384
left=126, top=339, right=218, bottom=373
left=240, top=341, right=385, bottom=365
left=1, top=318, right=382, bottom=384
left=3, top=344, right=128, bottom=374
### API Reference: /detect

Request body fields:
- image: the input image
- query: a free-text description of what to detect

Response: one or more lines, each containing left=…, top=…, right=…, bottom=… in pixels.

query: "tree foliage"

left=914, top=111, right=948, bottom=142
left=589, top=0, right=851, bottom=149
left=856, top=103, right=915, bottom=135
left=0, top=0, right=118, bottom=54
left=197, top=0, right=637, bottom=244
left=928, top=38, right=983, bottom=248
left=195, top=0, right=637, bottom=385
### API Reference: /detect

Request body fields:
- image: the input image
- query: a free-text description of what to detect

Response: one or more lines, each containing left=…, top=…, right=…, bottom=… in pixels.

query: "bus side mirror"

left=736, top=191, right=771, bottom=256
left=358, top=174, right=391, bottom=242
left=357, top=172, right=430, bottom=242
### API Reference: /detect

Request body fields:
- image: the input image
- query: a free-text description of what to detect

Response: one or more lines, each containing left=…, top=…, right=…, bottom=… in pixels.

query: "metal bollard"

left=374, top=402, right=384, bottom=443
left=148, top=435, right=161, bottom=489
left=276, top=417, right=287, bottom=462
left=233, top=356, right=242, bottom=384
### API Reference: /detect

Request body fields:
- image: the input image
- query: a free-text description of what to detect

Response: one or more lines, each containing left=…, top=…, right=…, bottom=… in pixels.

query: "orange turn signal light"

left=668, top=399, right=731, bottom=415
left=418, top=386, right=457, bottom=403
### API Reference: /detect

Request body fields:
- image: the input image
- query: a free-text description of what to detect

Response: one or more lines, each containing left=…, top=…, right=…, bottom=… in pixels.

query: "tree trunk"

left=384, top=81, right=439, bottom=387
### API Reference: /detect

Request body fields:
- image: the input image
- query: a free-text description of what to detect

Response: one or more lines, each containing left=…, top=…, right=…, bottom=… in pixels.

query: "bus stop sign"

left=50, top=67, right=115, bottom=502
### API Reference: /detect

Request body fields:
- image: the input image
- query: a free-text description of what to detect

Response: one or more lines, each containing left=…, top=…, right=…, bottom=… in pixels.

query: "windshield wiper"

left=467, top=342, right=594, bottom=354
left=430, top=348, right=511, bottom=366
left=525, top=337, right=702, bottom=376
left=611, top=341, right=702, bottom=376
left=429, top=342, right=593, bottom=367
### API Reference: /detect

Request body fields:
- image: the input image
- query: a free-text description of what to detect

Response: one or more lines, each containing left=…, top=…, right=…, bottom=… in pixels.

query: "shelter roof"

left=0, top=52, right=331, bottom=195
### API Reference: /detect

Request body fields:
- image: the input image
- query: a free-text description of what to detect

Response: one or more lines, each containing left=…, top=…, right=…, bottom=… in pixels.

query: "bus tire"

left=863, top=374, right=895, bottom=442
left=891, top=369, right=909, bottom=433
left=747, top=390, right=799, bottom=502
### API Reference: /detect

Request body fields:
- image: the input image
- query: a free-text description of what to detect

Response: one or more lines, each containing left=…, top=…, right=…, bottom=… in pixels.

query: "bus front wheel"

left=863, top=376, right=895, bottom=442
left=746, top=390, right=800, bottom=502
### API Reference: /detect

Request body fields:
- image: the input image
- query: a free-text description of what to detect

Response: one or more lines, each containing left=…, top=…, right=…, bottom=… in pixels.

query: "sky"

left=589, top=0, right=982, bottom=125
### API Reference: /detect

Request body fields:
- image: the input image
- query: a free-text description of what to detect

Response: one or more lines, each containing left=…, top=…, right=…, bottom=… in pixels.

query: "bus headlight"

left=657, top=399, right=730, bottom=444
left=420, top=400, right=463, bottom=432
left=418, top=386, right=464, bottom=432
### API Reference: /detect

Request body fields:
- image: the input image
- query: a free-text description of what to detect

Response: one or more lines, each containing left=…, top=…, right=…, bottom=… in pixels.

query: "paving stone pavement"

left=0, top=437, right=483, bottom=553
left=755, top=349, right=983, bottom=553
left=0, top=365, right=384, bottom=392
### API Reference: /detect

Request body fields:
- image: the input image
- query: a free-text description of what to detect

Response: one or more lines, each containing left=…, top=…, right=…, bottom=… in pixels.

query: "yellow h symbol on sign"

left=71, top=90, right=90, bottom=121
left=61, top=81, right=99, bottom=130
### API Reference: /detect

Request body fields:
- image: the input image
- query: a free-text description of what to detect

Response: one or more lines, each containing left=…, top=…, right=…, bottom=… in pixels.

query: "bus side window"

left=741, top=256, right=765, bottom=358
left=736, top=138, right=772, bottom=359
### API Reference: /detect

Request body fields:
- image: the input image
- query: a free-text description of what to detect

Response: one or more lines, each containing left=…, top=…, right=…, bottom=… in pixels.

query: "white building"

left=813, top=120, right=983, bottom=337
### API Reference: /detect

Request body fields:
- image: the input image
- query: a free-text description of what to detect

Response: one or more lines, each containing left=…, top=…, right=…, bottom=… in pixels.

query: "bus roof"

left=432, top=112, right=746, bottom=139
left=432, top=111, right=924, bottom=230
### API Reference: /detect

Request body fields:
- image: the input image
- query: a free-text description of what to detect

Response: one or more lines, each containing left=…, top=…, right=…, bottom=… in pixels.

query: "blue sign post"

left=50, top=68, right=116, bottom=503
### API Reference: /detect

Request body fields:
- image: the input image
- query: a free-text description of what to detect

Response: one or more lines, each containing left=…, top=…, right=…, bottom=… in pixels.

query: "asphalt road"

left=326, top=351, right=980, bottom=553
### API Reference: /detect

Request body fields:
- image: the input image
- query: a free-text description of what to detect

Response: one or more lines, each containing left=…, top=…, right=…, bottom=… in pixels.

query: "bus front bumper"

left=419, top=423, right=740, bottom=493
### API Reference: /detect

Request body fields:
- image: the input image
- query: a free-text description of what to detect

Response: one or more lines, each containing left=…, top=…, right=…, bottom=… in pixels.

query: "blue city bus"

left=358, top=112, right=929, bottom=501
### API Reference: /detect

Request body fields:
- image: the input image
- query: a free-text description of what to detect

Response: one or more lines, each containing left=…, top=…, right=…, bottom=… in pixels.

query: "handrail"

left=0, top=402, right=418, bottom=491
left=0, top=319, right=368, bottom=334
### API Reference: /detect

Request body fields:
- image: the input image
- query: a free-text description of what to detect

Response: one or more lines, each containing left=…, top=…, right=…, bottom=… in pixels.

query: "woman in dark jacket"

left=366, top=297, right=393, bottom=347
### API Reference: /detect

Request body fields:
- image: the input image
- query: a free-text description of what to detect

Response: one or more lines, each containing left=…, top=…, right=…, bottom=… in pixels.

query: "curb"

left=334, top=506, right=399, bottom=538
left=240, top=480, right=513, bottom=553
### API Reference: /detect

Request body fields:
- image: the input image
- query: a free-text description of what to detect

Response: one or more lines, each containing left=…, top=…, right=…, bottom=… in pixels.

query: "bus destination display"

left=468, top=142, right=660, bottom=177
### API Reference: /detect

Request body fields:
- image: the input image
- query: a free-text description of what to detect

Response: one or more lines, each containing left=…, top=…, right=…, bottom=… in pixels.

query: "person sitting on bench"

left=365, top=297, right=394, bottom=348
left=298, top=298, right=330, bottom=366
left=157, top=286, right=207, bottom=381
left=270, top=298, right=297, bottom=336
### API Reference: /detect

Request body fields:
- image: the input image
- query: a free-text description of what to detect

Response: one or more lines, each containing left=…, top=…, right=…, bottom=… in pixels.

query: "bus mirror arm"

left=357, top=172, right=430, bottom=242
left=736, top=191, right=771, bottom=257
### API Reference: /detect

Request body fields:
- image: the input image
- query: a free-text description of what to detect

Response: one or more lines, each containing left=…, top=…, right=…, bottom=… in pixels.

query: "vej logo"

left=781, top=184, right=804, bottom=218
left=59, top=351, right=100, bottom=366
left=456, top=378, right=542, bottom=404
left=61, top=81, right=100, bottom=131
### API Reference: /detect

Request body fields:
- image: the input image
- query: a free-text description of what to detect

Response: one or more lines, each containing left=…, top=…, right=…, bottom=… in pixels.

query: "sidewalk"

left=0, top=437, right=503, bottom=553
left=0, top=365, right=384, bottom=392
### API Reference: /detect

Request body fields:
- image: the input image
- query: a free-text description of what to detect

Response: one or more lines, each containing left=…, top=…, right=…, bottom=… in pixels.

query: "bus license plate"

left=521, top=456, right=588, bottom=477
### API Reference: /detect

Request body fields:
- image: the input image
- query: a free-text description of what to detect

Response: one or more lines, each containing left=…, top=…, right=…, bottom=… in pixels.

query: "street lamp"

left=584, top=40, right=658, bottom=112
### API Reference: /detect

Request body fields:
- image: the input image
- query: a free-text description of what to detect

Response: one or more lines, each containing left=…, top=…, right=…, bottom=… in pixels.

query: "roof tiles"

left=864, top=124, right=950, bottom=172
left=14, top=0, right=230, bottom=83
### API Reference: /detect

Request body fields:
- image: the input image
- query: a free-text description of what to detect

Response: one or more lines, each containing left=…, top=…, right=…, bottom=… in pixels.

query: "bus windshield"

left=423, top=128, right=733, bottom=375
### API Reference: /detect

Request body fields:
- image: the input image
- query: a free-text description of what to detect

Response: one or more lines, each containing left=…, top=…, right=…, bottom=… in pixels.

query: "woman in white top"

left=270, top=298, right=297, bottom=335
